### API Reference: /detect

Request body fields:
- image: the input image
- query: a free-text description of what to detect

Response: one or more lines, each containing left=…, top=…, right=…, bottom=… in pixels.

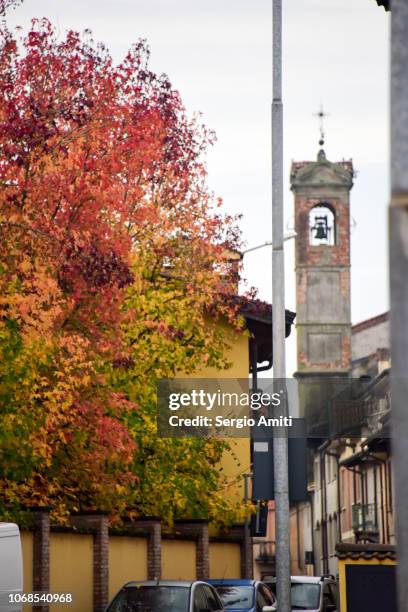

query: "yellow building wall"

left=109, top=536, right=148, bottom=600
left=209, top=542, right=241, bottom=578
left=338, top=557, right=397, bottom=612
left=49, top=533, right=93, bottom=612
left=184, top=324, right=251, bottom=503
left=162, top=540, right=196, bottom=580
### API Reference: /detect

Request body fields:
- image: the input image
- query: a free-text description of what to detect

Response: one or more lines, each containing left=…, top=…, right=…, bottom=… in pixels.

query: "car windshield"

left=266, top=581, right=321, bottom=610
left=216, top=585, right=254, bottom=609
left=107, top=586, right=190, bottom=612
left=290, top=583, right=321, bottom=610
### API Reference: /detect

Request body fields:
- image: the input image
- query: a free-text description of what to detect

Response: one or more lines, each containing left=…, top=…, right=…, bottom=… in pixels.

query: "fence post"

left=174, top=520, right=209, bottom=579
left=31, top=508, right=51, bottom=612
left=229, top=524, right=253, bottom=579
left=128, top=517, right=162, bottom=580
left=71, top=513, right=109, bottom=612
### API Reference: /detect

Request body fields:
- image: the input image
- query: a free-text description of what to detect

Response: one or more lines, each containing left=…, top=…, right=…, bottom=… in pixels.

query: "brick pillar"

left=134, top=518, right=162, bottom=580
left=229, top=524, right=253, bottom=579
left=71, top=513, right=109, bottom=612
left=175, top=520, right=209, bottom=580
left=32, top=508, right=50, bottom=612
left=242, top=525, right=253, bottom=579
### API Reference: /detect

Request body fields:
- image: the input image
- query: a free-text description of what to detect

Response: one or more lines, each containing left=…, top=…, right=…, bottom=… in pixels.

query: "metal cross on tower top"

left=314, top=105, right=329, bottom=148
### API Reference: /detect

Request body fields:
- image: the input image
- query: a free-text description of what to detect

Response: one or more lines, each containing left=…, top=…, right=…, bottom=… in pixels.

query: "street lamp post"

left=272, top=1, right=292, bottom=612
left=390, top=3, right=408, bottom=611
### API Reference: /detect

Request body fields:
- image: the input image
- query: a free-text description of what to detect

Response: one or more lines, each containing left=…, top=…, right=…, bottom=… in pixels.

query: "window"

left=315, top=457, right=321, bottom=487
left=109, top=586, right=189, bottom=612
left=260, top=584, right=276, bottom=605
left=216, top=586, right=254, bottom=610
left=323, top=582, right=337, bottom=609
left=256, top=587, right=268, bottom=612
left=328, top=582, right=339, bottom=608
left=202, top=585, right=223, bottom=611
left=291, top=583, right=321, bottom=610
left=326, top=454, right=332, bottom=482
left=194, top=585, right=210, bottom=612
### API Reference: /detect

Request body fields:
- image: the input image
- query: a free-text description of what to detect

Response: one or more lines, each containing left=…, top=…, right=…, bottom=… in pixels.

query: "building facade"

left=291, top=147, right=354, bottom=577
left=254, top=146, right=394, bottom=582
left=287, top=147, right=394, bottom=579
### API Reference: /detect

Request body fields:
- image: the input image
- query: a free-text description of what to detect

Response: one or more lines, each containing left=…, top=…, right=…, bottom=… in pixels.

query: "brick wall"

left=21, top=511, right=247, bottom=611
left=295, top=196, right=350, bottom=268
left=32, top=509, right=50, bottom=612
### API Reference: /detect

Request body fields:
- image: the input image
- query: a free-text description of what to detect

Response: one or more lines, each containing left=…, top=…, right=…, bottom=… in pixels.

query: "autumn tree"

left=0, top=0, right=23, bottom=17
left=0, top=19, right=248, bottom=526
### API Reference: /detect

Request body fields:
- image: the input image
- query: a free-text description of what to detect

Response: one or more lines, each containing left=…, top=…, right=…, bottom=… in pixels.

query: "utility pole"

left=243, top=473, right=253, bottom=578
left=390, top=2, right=408, bottom=610
left=272, top=1, right=291, bottom=611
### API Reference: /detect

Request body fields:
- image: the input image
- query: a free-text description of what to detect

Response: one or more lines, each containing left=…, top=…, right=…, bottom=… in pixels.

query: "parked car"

left=0, top=523, right=23, bottom=612
left=106, top=580, right=225, bottom=611
left=263, top=575, right=338, bottom=612
left=207, top=579, right=277, bottom=612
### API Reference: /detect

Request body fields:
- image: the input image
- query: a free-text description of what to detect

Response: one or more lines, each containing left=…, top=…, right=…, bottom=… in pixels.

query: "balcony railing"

left=256, top=540, right=276, bottom=564
left=331, top=399, right=377, bottom=435
left=352, top=503, right=377, bottom=532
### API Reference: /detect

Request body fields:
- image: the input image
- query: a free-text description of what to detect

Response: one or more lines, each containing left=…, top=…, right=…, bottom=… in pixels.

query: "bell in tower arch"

left=313, top=216, right=328, bottom=240
left=309, top=206, right=335, bottom=245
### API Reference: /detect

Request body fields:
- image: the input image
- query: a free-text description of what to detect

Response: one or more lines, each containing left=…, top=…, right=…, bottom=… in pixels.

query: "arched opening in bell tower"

left=309, top=203, right=336, bottom=246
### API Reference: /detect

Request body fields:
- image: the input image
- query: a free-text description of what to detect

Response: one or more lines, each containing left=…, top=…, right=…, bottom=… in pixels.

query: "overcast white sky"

left=7, top=0, right=391, bottom=374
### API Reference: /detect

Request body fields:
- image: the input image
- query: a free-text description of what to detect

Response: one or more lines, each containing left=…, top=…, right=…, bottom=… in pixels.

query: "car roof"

left=207, top=579, right=257, bottom=586
left=264, top=576, right=327, bottom=584
left=123, top=580, right=200, bottom=589
left=291, top=576, right=323, bottom=584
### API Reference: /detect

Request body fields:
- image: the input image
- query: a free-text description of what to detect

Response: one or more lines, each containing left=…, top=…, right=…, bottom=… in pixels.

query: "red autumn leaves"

left=0, top=19, right=243, bottom=523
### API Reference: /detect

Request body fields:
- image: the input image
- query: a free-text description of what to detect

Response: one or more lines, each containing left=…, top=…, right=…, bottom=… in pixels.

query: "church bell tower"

left=291, top=133, right=354, bottom=430
left=291, top=147, right=353, bottom=376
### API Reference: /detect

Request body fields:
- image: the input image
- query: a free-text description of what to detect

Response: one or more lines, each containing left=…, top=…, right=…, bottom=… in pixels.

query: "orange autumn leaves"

left=0, top=20, right=244, bottom=524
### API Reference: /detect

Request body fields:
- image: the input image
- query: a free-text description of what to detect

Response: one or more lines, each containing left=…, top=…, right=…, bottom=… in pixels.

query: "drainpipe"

left=309, top=490, right=316, bottom=575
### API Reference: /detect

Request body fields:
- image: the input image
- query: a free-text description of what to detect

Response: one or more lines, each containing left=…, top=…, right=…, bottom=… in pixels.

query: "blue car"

left=207, top=579, right=277, bottom=612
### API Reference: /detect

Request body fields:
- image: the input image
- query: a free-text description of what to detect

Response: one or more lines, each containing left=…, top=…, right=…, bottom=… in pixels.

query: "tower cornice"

left=290, top=151, right=354, bottom=191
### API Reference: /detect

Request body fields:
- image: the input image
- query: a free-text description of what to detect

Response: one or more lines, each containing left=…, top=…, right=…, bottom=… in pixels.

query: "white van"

left=0, top=523, right=23, bottom=612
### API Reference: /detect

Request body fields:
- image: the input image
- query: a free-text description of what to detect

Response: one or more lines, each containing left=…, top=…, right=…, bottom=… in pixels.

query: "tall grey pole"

left=390, top=2, right=408, bottom=610
left=272, top=1, right=291, bottom=611
left=243, top=473, right=253, bottom=578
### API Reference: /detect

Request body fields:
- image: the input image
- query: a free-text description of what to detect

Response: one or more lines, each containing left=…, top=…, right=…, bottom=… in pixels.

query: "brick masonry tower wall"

left=291, top=152, right=353, bottom=375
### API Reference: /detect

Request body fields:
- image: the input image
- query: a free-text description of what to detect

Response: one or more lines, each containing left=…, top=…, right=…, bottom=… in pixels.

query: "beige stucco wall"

left=352, top=318, right=389, bottom=361
left=185, top=323, right=251, bottom=502
left=109, top=536, right=148, bottom=599
left=209, top=542, right=241, bottom=578
left=162, top=540, right=196, bottom=580
left=49, top=533, right=93, bottom=612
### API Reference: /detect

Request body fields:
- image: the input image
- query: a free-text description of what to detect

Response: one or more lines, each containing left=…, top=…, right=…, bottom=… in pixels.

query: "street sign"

left=252, top=418, right=308, bottom=502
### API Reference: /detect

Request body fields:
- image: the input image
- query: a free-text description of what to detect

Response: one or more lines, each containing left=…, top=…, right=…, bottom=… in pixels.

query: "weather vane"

left=314, top=105, right=329, bottom=148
